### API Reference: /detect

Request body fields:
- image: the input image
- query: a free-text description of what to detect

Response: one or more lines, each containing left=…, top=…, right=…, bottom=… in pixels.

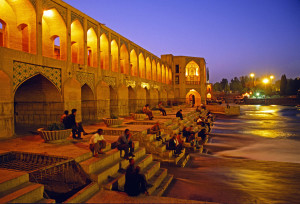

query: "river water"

left=164, top=105, right=300, bottom=204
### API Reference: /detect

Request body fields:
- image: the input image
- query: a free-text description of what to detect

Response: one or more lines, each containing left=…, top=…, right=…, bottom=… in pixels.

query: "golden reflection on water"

left=240, top=105, right=295, bottom=138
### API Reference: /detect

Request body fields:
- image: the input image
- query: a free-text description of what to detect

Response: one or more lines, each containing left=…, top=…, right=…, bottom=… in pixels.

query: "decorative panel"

left=87, top=20, right=98, bottom=34
left=103, top=76, right=116, bottom=87
left=13, top=61, right=61, bottom=92
left=111, top=33, right=119, bottom=43
left=76, top=71, right=95, bottom=91
left=100, top=27, right=109, bottom=37
left=120, top=38, right=128, bottom=49
left=43, top=0, right=67, bottom=23
left=71, top=11, right=84, bottom=26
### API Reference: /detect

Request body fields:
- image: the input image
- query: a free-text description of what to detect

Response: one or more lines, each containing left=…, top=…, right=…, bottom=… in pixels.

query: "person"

left=182, top=126, right=190, bottom=142
left=168, top=134, right=182, bottom=156
left=195, top=106, right=201, bottom=113
left=198, top=129, right=208, bottom=144
left=149, top=122, right=162, bottom=141
left=65, top=109, right=83, bottom=139
left=89, top=128, right=106, bottom=157
left=176, top=109, right=183, bottom=120
left=143, top=104, right=154, bottom=120
left=60, top=110, right=69, bottom=129
left=117, top=129, right=135, bottom=159
left=124, top=159, right=148, bottom=196
left=158, top=102, right=167, bottom=116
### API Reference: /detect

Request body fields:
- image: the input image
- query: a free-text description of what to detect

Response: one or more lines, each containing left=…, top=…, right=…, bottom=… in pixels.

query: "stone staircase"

left=77, top=140, right=173, bottom=201
left=0, top=169, right=55, bottom=203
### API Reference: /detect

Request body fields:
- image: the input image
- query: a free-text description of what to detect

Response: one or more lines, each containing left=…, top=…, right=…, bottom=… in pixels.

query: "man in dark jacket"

left=117, top=129, right=135, bottom=159
left=66, top=109, right=83, bottom=139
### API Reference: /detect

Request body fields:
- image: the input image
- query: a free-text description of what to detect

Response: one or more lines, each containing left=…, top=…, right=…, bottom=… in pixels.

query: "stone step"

left=177, top=154, right=190, bottom=167
left=64, top=182, right=99, bottom=203
left=102, top=153, right=152, bottom=191
left=36, top=198, right=56, bottom=203
left=119, top=148, right=147, bottom=169
left=0, top=182, right=44, bottom=203
left=141, top=161, right=161, bottom=181
left=80, top=141, right=139, bottom=174
left=0, top=170, right=29, bottom=193
left=155, top=144, right=166, bottom=153
left=162, top=150, right=173, bottom=158
left=144, top=134, right=156, bottom=142
left=151, top=174, right=174, bottom=196
left=147, top=168, right=168, bottom=195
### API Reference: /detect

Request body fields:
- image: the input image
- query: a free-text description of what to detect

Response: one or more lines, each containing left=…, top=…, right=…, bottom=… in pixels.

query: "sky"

left=64, top=0, right=300, bottom=83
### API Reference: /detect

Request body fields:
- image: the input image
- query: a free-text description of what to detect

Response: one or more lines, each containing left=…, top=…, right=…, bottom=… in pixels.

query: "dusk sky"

left=64, top=0, right=300, bottom=83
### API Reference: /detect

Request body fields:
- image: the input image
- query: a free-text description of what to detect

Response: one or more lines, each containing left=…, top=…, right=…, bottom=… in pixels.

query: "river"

left=164, top=105, right=300, bottom=204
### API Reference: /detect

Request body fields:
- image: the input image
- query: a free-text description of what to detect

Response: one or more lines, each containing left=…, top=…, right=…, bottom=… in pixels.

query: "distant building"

left=0, top=0, right=207, bottom=138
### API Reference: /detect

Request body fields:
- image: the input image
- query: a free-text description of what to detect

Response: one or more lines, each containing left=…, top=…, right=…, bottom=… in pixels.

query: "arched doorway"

left=186, top=89, right=201, bottom=107
left=109, top=86, right=118, bottom=117
left=81, top=84, right=96, bottom=122
left=128, top=86, right=136, bottom=113
left=14, top=74, right=63, bottom=134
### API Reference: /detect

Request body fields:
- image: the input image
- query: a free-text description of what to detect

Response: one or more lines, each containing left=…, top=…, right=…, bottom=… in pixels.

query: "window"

left=175, top=75, right=179, bottom=84
left=87, top=48, right=92, bottom=66
left=53, top=36, right=60, bottom=60
left=18, top=24, right=29, bottom=52
left=0, top=20, right=5, bottom=47
left=175, top=64, right=179, bottom=73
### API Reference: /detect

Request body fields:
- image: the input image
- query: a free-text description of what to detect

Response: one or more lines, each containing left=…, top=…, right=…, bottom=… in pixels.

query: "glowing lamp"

left=270, top=75, right=274, bottom=80
left=43, top=10, right=53, bottom=17
left=263, top=78, right=269, bottom=84
left=256, top=93, right=260, bottom=96
left=250, top=73, right=255, bottom=78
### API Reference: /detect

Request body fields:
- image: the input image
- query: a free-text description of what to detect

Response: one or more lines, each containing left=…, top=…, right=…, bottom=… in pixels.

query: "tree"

left=220, top=78, right=229, bottom=93
left=230, top=77, right=243, bottom=93
left=280, top=74, right=287, bottom=96
left=213, top=82, right=221, bottom=92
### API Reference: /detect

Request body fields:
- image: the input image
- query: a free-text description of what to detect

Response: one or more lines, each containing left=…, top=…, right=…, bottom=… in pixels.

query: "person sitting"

left=143, top=104, right=154, bottom=120
left=149, top=122, right=162, bottom=141
left=198, top=129, right=208, bottom=144
left=168, top=134, right=182, bottom=156
left=176, top=109, right=183, bottom=120
left=158, top=102, right=167, bottom=116
left=182, top=126, right=190, bottom=142
left=124, top=159, right=148, bottom=196
left=117, top=129, right=135, bottom=160
left=65, top=109, right=83, bottom=139
left=89, top=128, right=106, bottom=157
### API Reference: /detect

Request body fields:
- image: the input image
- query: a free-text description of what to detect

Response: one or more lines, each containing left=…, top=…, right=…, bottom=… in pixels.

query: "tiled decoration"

left=76, top=71, right=95, bottom=91
left=13, top=61, right=61, bottom=92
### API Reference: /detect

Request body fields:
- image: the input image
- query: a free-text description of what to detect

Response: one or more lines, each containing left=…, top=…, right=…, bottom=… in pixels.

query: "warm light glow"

left=250, top=91, right=253, bottom=94
left=250, top=73, right=255, bottom=78
left=263, top=78, right=269, bottom=84
left=43, top=10, right=53, bottom=17
left=256, top=92, right=260, bottom=96
left=270, top=75, right=274, bottom=80
left=242, top=92, right=250, bottom=98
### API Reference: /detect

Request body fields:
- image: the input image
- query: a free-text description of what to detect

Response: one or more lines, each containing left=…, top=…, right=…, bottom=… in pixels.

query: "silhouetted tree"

left=220, top=78, right=229, bottom=93
left=230, top=77, right=243, bottom=93
left=213, top=82, right=221, bottom=92
left=280, top=74, right=287, bottom=96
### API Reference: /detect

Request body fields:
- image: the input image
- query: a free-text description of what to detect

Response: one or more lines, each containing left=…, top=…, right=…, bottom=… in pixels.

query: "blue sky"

left=64, top=0, right=300, bottom=83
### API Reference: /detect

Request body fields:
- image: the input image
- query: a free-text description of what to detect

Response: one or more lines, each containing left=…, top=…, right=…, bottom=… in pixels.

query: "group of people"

left=60, top=109, right=88, bottom=139
left=142, top=102, right=167, bottom=120
left=168, top=133, right=184, bottom=156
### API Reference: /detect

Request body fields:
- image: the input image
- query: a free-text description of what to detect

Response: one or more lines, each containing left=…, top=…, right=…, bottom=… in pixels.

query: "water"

left=164, top=105, right=300, bottom=204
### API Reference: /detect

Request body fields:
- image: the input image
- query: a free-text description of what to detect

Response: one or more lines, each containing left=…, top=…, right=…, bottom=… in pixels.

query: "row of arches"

left=0, top=0, right=172, bottom=84
left=12, top=73, right=174, bottom=133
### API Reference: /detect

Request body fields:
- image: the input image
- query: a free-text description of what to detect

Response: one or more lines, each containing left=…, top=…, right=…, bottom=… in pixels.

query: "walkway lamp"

left=263, top=78, right=269, bottom=104
left=250, top=73, right=255, bottom=90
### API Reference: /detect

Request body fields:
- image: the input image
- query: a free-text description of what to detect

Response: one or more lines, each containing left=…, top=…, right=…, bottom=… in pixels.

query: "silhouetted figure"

left=176, top=109, right=183, bottom=120
left=158, top=102, right=167, bottom=116
left=117, top=129, right=135, bottom=159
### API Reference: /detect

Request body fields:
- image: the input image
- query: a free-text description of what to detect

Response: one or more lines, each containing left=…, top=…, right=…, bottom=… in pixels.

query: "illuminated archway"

left=110, top=86, right=118, bottom=116
left=165, top=66, right=169, bottom=84
left=120, top=44, right=129, bottom=74
left=87, top=28, right=97, bottom=67
left=128, top=86, right=137, bottom=113
left=0, top=19, right=7, bottom=47
left=152, top=59, right=156, bottom=81
left=130, top=49, right=138, bottom=76
left=146, top=57, right=151, bottom=80
left=169, top=68, right=172, bottom=84
left=186, top=89, right=201, bottom=107
left=139, top=53, right=145, bottom=78
left=0, top=0, right=36, bottom=53
left=207, top=93, right=211, bottom=99
left=111, top=40, right=119, bottom=72
left=157, top=62, right=161, bottom=82
left=71, top=19, right=84, bottom=64
left=100, top=33, right=109, bottom=70
left=42, top=8, right=66, bottom=60
left=162, top=64, right=165, bottom=83
left=185, top=61, right=200, bottom=84
left=14, top=74, right=63, bottom=132
left=81, top=84, right=96, bottom=121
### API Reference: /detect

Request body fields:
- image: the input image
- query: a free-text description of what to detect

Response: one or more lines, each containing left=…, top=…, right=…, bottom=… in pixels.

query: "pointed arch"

left=100, top=33, right=109, bottom=70
left=162, top=64, right=165, bottom=83
left=139, top=53, right=145, bottom=78
left=169, top=68, right=172, bottom=84
left=1, top=0, right=36, bottom=53
left=157, top=62, right=161, bottom=82
left=165, top=66, right=169, bottom=84
left=42, top=8, right=66, bottom=60
left=111, top=39, right=119, bottom=72
left=71, top=19, right=84, bottom=64
left=146, top=57, right=151, bottom=80
left=186, top=60, right=200, bottom=84
left=120, top=44, right=129, bottom=74
left=152, top=59, right=156, bottom=81
left=81, top=83, right=96, bottom=121
left=87, top=28, right=97, bottom=67
left=130, top=49, right=138, bottom=76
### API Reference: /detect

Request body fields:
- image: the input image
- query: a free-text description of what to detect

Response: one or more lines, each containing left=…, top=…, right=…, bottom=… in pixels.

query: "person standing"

left=66, top=109, right=82, bottom=139
left=60, top=110, right=69, bottom=129
left=89, top=128, right=106, bottom=157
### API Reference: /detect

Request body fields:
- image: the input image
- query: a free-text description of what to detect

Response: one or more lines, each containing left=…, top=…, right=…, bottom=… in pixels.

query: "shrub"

left=46, top=123, right=65, bottom=131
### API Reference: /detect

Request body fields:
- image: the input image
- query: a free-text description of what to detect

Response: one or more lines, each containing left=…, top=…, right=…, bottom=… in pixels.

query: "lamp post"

left=263, top=78, right=269, bottom=104
left=250, top=73, right=255, bottom=94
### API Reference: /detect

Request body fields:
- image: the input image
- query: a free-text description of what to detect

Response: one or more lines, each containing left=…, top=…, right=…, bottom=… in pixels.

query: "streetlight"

left=250, top=73, right=255, bottom=93
left=263, top=78, right=269, bottom=104
left=269, top=75, right=274, bottom=92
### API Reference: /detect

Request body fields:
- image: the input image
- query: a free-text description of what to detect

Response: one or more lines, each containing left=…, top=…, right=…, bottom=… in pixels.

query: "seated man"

left=176, top=109, right=183, bottom=120
left=117, top=129, right=135, bottom=160
left=168, top=134, right=182, bottom=156
left=143, top=104, right=154, bottom=120
left=198, top=129, right=208, bottom=144
left=158, top=102, right=167, bottom=116
left=89, top=128, right=106, bottom=157
left=149, top=122, right=162, bottom=141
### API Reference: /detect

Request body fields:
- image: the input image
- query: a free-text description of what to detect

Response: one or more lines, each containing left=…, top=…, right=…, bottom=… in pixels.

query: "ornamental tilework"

left=76, top=71, right=95, bottom=91
left=103, top=76, right=116, bottom=87
left=13, top=61, right=61, bottom=92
